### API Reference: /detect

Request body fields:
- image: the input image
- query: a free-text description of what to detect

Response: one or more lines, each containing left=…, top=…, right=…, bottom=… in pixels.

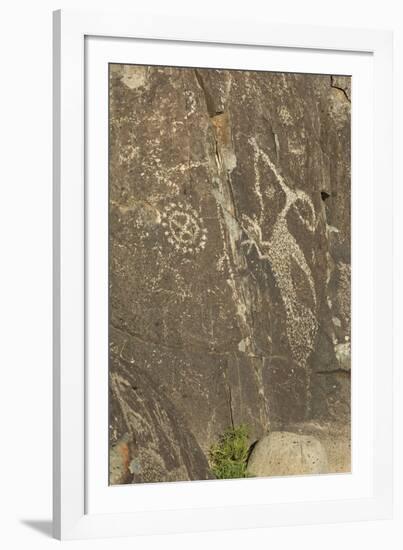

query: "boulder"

left=247, top=431, right=328, bottom=477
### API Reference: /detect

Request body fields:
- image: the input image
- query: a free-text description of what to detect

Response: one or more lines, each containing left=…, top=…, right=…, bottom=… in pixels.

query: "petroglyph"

left=337, top=262, right=351, bottom=330
left=162, top=202, right=207, bottom=254
left=241, top=139, right=318, bottom=367
left=109, top=66, right=352, bottom=483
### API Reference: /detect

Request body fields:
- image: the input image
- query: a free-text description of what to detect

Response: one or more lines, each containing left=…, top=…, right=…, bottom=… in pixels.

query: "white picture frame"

left=53, top=9, right=393, bottom=540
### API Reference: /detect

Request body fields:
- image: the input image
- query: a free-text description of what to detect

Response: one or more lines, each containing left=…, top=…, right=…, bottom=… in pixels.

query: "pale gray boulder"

left=247, top=431, right=329, bottom=477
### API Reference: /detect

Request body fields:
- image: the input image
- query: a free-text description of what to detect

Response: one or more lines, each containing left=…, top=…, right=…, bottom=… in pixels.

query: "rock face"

left=109, top=355, right=212, bottom=483
left=109, top=64, right=351, bottom=483
left=246, top=432, right=328, bottom=477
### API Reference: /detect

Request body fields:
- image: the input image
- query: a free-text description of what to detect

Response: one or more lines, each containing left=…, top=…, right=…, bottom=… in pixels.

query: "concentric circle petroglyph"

left=161, top=202, right=207, bottom=254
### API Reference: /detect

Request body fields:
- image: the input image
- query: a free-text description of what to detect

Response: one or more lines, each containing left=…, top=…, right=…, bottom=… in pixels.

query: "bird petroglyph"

left=241, top=139, right=318, bottom=368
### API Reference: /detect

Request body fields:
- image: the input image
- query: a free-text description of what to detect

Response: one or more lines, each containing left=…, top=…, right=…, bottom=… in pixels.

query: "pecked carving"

left=109, top=65, right=351, bottom=482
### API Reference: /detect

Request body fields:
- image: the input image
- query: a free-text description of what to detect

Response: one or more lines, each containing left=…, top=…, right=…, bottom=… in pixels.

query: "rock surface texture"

left=109, top=65, right=351, bottom=483
left=246, top=431, right=328, bottom=477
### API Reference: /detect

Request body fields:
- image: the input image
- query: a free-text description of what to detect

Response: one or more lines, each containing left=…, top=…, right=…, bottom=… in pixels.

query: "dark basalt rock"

left=109, top=355, right=213, bottom=484
left=109, top=64, right=351, bottom=482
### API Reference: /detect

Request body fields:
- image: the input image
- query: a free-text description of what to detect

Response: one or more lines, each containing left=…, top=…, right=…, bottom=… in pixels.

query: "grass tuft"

left=209, top=424, right=252, bottom=479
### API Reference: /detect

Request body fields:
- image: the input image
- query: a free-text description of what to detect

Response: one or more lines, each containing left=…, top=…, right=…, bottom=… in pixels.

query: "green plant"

left=209, top=424, right=252, bottom=479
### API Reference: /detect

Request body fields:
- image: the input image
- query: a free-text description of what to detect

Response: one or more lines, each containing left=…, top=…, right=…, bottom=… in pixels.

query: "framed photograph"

left=53, top=9, right=393, bottom=540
